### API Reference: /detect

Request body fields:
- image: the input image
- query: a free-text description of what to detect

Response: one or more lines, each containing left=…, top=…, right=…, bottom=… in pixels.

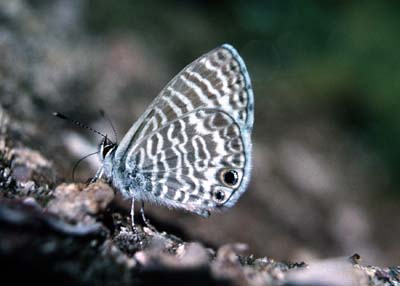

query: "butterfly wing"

left=112, top=44, right=254, bottom=216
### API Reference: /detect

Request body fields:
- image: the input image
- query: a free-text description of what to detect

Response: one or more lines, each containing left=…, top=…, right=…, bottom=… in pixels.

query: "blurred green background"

left=86, top=0, right=400, bottom=190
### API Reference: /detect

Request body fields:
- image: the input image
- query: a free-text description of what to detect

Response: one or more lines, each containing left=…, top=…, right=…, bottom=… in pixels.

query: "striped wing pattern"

left=111, top=44, right=254, bottom=216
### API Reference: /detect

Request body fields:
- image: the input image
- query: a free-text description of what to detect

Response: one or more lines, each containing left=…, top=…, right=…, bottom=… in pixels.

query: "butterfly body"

left=100, top=44, right=254, bottom=218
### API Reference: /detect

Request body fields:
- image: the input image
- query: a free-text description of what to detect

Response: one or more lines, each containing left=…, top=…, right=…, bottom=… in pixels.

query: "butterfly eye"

left=220, top=169, right=239, bottom=187
left=101, top=144, right=115, bottom=159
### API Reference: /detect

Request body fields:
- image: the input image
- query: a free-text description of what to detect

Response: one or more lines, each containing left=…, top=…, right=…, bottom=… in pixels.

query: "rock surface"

left=1, top=107, right=399, bottom=286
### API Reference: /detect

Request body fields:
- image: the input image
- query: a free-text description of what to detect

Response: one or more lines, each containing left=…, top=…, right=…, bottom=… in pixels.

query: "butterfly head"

left=99, top=136, right=117, bottom=161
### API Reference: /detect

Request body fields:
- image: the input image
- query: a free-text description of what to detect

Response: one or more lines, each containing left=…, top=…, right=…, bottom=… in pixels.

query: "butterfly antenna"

left=99, top=109, right=118, bottom=142
left=72, top=151, right=99, bottom=181
left=53, top=112, right=108, bottom=139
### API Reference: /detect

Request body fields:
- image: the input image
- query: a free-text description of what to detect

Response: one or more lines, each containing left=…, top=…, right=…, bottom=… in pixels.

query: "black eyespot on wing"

left=221, top=169, right=238, bottom=186
left=214, top=190, right=225, bottom=202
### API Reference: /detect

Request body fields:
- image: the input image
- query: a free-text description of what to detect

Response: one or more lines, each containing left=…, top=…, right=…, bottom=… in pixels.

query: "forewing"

left=124, top=109, right=245, bottom=216
left=116, top=44, right=254, bottom=158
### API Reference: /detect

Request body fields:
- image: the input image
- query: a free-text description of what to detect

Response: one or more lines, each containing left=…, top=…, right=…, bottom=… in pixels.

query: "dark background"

left=1, top=0, right=399, bottom=266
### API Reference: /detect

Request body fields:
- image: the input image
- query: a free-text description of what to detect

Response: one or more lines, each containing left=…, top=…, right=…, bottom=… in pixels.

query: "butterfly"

left=96, top=44, right=254, bottom=224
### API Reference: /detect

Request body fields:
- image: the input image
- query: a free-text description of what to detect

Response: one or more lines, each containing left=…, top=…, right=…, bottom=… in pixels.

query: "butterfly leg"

left=140, top=202, right=157, bottom=232
left=130, top=198, right=135, bottom=230
left=90, top=167, right=104, bottom=183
